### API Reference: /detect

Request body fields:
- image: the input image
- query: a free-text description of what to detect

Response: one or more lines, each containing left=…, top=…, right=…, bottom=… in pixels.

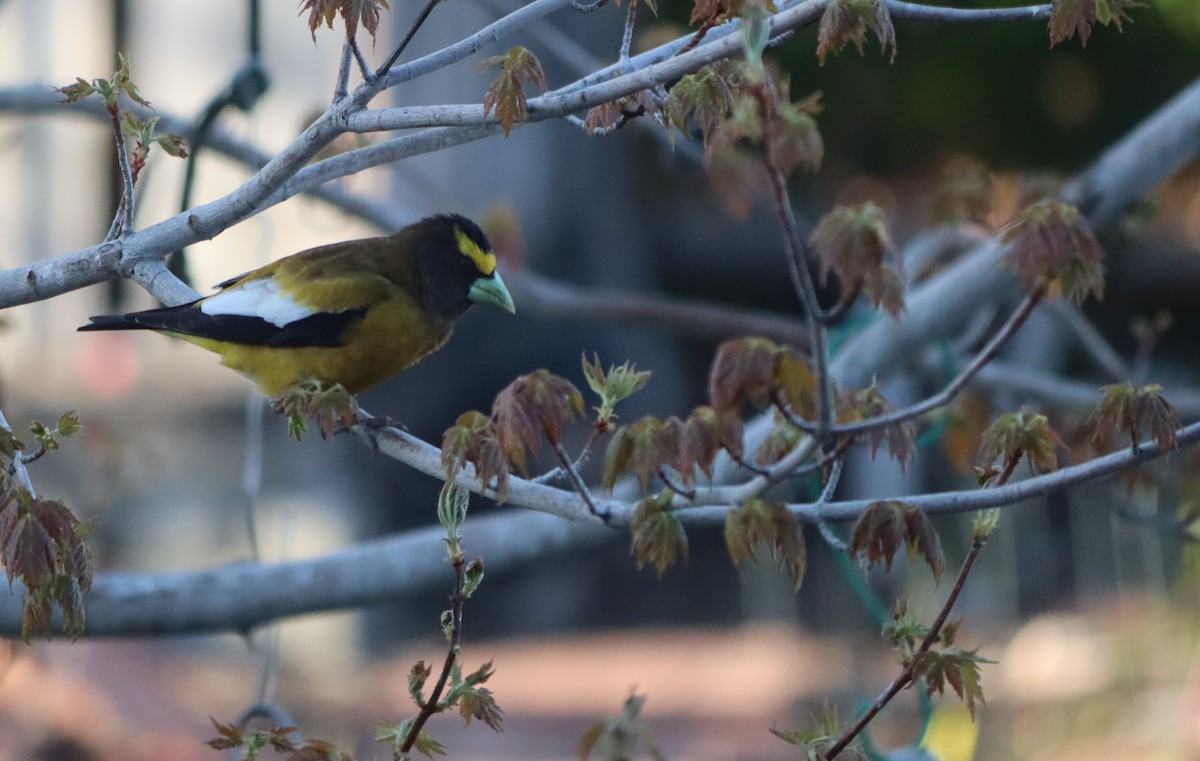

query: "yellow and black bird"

left=79, top=213, right=515, bottom=397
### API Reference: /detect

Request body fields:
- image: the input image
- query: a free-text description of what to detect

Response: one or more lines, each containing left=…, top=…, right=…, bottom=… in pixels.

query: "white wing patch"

left=200, top=278, right=316, bottom=327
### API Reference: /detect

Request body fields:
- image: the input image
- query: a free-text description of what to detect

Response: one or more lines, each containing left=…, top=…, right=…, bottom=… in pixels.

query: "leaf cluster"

left=299, top=0, right=390, bottom=44
left=1001, top=201, right=1105, bottom=304
left=771, top=704, right=862, bottom=761
left=977, top=410, right=1065, bottom=480
left=584, top=91, right=662, bottom=136
left=582, top=353, right=652, bottom=429
left=1049, top=0, right=1142, bottom=48
left=55, top=53, right=148, bottom=109
left=1092, top=382, right=1180, bottom=453
left=382, top=660, right=503, bottom=758
left=688, top=0, right=777, bottom=28
left=724, top=498, right=806, bottom=590
left=0, top=492, right=94, bottom=642
left=121, top=113, right=189, bottom=175
left=603, top=409, right=738, bottom=492
left=816, top=0, right=897, bottom=65
left=480, top=46, right=548, bottom=137
left=885, top=608, right=990, bottom=720
left=206, top=719, right=337, bottom=761
left=836, top=382, right=917, bottom=469
left=270, top=380, right=360, bottom=441
left=0, top=412, right=88, bottom=642
left=444, top=360, right=648, bottom=500
left=848, top=500, right=944, bottom=581
left=664, top=63, right=824, bottom=179
left=811, top=203, right=905, bottom=319
left=629, top=493, right=689, bottom=578
left=579, top=693, right=664, bottom=761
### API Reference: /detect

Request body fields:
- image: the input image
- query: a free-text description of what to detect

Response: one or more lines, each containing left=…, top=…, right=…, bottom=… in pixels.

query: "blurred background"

left=1, top=0, right=1199, bottom=759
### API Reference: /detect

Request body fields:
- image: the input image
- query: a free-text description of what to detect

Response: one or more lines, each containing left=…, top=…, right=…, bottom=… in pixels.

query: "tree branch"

left=0, top=511, right=610, bottom=637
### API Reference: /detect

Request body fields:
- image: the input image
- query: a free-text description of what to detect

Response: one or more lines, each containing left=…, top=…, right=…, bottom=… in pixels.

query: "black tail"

left=78, top=314, right=151, bottom=332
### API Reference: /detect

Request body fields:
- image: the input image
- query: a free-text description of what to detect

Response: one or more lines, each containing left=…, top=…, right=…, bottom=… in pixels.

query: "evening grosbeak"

left=79, top=214, right=515, bottom=397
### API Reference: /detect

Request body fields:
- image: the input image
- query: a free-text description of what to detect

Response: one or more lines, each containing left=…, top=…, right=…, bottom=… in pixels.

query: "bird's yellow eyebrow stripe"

left=455, top=228, right=497, bottom=276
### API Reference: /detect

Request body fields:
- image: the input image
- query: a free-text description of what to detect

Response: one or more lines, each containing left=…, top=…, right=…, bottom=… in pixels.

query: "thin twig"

left=401, top=557, right=466, bottom=754
left=823, top=533, right=987, bottom=759
left=657, top=467, right=696, bottom=500
left=813, top=456, right=847, bottom=552
left=532, top=423, right=608, bottom=485
left=831, top=290, right=1045, bottom=438
left=552, top=439, right=606, bottom=520
left=825, top=453, right=1017, bottom=760
left=1050, top=300, right=1130, bottom=381
left=349, top=39, right=374, bottom=83
left=619, top=0, right=638, bottom=62
left=106, top=104, right=136, bottom=239
left=376, top=0, right=444, bottom=78
left=767, top=166, right=834, bottom=439
left=333, top=40, right=354, bottom=101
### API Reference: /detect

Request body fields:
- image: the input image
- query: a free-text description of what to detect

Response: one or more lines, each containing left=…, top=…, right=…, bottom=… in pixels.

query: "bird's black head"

left=412, top=214, right=515, bottom=321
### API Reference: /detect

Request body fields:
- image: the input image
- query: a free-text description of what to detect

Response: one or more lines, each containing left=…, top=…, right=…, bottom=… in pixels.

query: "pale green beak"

left=468, top=270, right=516, bottom=314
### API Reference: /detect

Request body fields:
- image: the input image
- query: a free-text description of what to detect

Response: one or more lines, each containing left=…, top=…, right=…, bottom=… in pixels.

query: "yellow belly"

left=174, top=302, right=454, bottom=397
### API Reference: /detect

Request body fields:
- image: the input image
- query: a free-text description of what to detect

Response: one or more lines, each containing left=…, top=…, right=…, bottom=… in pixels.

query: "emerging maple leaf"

left=836, top=382, right=917, bottom=469
left=441, top=410, right=511, bottom=499
left=663, top=64, right=737, bottom=143
left=1092, top=382, right=1180, bottom=453
left=978, top=411, right=1065, bottom=477
left=1049, top=0, right=1139, bottom=48
left=812, top=203, right=905, bottom=319
left=816, top=0, right=897, bottom=65
left=492, top=369, right=583, bottom=475
left=480, top=47, right=548, bottom=137
left=848, top=501, right=945, bottom=580
left=299, top=0, right=391, bottom=44
left=724, top=499, right=806, bottom=589
left=630, top=496, right=689, bottom=578
left=1000, top=200, right=1105, bottom=303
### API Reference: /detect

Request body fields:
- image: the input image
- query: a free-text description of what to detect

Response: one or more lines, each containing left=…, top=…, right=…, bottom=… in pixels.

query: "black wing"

left=79, top=303, right=367, bottom=348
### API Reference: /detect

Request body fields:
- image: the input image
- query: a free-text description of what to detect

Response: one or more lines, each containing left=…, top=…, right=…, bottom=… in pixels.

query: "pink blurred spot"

left=77, top=332, right=141, bottom=400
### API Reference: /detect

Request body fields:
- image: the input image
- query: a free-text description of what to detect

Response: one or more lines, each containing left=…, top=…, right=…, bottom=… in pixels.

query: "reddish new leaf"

left=756, top=415, right=802, bottom=466
left=492, top=370, right=583, bottom=474
left=849, top=501, right=943, bottom=579
left=630, top=496, right=689, bottom=578
left=441, top=410, right=510, bottom=498
left=299, top=0, right=390, bottom=43
left=290, top=739, right=355, bottom=761
left=978, top=411, right=1065, bottom=475
left=603, top=416, right=679, bottom=492
left=816, top=0, right=896, bottom=65
left=480, top=47, right=548, bottom=137
left=902, top=506, right=945, bottom=581
left=204, top=718, right=245, bottom=750
left=812, top=203, right=905, bottom=318
left=1049, top=0, right=1096, bottom=47
left=460, top=686, right=505, bottom=732
left=683, top=405, right=742, bottom=476
left=765, top=97, right=825, bottom=178
left=708, top=336, right=781, bottom=414
left=724, top=499, right=806, bottom=589
left=848, top=500, right=905, bottom=572
left=1000, top=201, right=1105, bottom=303
left=836, top=383, right=916, bottom=469
left=1092, top=382, right=1180, bottom=453
left=5, top=515, right=55, bottom=589
left=663, top=64, right=736, bottom=142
